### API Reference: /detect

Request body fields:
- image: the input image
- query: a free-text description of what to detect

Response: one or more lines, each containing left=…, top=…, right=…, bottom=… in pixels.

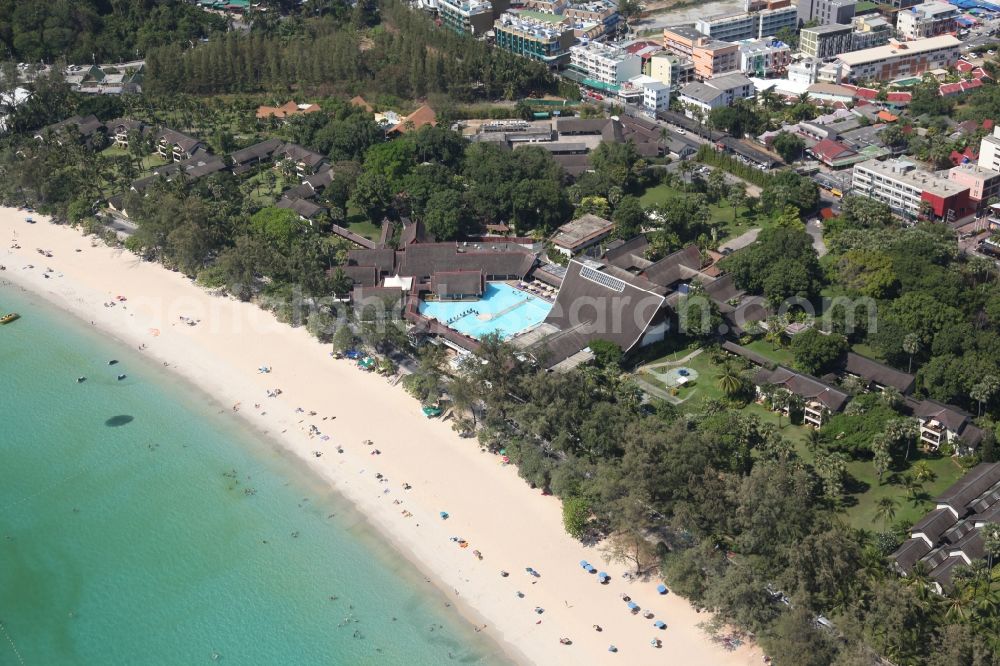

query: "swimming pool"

left=892, top=77, right=921, bottom=87
left=418, top=282, right=553, bottom=340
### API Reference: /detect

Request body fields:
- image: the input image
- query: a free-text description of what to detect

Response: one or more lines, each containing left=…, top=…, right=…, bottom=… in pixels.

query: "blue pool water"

left=418, top=282, right=552, bottom=340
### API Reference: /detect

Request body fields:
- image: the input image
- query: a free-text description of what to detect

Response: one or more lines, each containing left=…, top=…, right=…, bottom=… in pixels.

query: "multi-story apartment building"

left=517, top=0, right=621, bottom=36
left=677, top=72, right=755, bottom=119
left=692, top=39, right=740, bottom=80
left=694, top=5, right=797, bottom=41
left=979, top=125, right=1000, bottom=171
left=643, top=81, right=671, bottom=114
left=493, top=12, right=576, bottom=67
left=738, top=38, right=792, bottom=76
left=896, top=2, right=959, bottom=40
left=438, top=0, right=508, bottom=35
left=787, top=56, right=844, bottom=83
left=568, top=41, right=643, bottom=88
left=837, top=35, right=961, bottom=81
left=800, top=23, right=853, bottom=58
left=852, top=16, right=891, bottom=49
left=649, top=52, right=696, bottom=90
left=948, top=163, right=1000, bottom=209
left=797, top=0, right=856, bottom=26
left=851, top=158, right=973, bottom=222
left=662, top=25, right=707, bottom=58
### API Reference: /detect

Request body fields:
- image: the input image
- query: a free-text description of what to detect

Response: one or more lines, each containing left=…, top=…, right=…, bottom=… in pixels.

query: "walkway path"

left=719, top=228, right=760, bottom=254
left=806, top=218, right=828, bottom=258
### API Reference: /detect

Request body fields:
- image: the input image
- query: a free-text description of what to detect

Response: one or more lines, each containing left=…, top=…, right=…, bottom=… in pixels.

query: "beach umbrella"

left=439, top=511, right=449, bottom=520
left=657, top=584, right=668, bottom=594
left=598, top=572, right=609, bottom=582
left=607, top=645, right=618, bottom=653
left=654, top=620, right=666, bottom=629
left=627, top=602, right=638, bottom=611
left=580, top=560, right=590, bottom=569
left=587, top=565, right=597, bottom=573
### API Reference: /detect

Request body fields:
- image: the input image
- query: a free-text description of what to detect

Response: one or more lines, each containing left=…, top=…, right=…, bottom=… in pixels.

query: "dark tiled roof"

left=720, top=340, right=772, bottom=368
left=348, top=248, right=398, bottom=275
left=278, top=143, right=327, bottom=168
left=891, top=538, right=932, bottom=574
left=551, top=214, right=614, bottom=251
left=230, top=138, right=283, bottom=165
left=539, top=258, right=666, bottom=366
left=552, top=153, right=592, bottom=177
left=844, top=352, right=915, bottom=394
left=914, top=399, right=969, bottom=431
left=331, top=224, right=376, bottom=249
left=912, top=507, right=957, bottom=544
left=557, top=118, right=614, bottom=134
left=935, top=463, right=1000, bottom=516
left=341, top=265, right=378, bottom=287
left=283, top=182, right=316, bottom=201
left=276, top=196, right=324, bottom=219
left=105, top=118, right=143, bottom=134
left=430, top=270, right=484, bottom=297
left=396, top=243, right=537, bottom=280
left=641, top=245, right=702, bottom=287
left=399, top=218, right=434, bottom=247
left=752, top=365, right=849, bottom=412
left=303, top=166, right=334, bottom=189
left=155, top=128, right=202, bottom=153
left=604, top=234, right=652, bottom=272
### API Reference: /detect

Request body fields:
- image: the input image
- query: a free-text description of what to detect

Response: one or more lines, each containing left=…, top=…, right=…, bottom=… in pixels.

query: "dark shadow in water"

left=105, top=415, right=134, bottom=427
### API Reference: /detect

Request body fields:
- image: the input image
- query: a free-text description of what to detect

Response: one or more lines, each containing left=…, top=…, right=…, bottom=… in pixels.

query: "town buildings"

left=694, top=1, right=797, bottom=42
left=568, top=41, right=642, bottom=88
left=438, top=0, right=508, bottom=34
left=738, top=38, right=792, bottom=77
left=836, top=35, right=961, bottom=82
left=692, top=39, right=741, bottom=80
left=643, top=80, right=672, bottom=114
left=678, top=72, right=755, bottom=118
left=948, top=163, right=1000, bottom=210
left=895, top=1, right=958, bottom=40
left=799, top=17, right=890, bottom=59
left=978, top=125, right=1000, bottom=172
left=493, top=12, right=576, bottom=67
left=796, top=0, right=856, bottom=26
left=649, top=52, right=696, bottom=90
left=851, top=158, right=974, bottom=222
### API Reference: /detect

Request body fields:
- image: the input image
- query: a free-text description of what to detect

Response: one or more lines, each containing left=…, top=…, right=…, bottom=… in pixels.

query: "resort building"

left=276, top=143, right=328, bottom=177
left=851, top=16, right=892, bottom=50
left=255, top=101, right=321, bottom=120
left=550, top=214, right=615, bottom=257
left=229, top=138, right=284, bottom=174
left=895, top=2, right=959, bottom=41
left=105, top=118, right=143, bottom=148
left=841, top=352, right=915, bottom=394
left=851, top=158, right=973, bottom=222
left=947, top=163, right=1000, bottom=210
left=649, top=52, right=696, bottom=90
left=836, top=35, right=961, bottom=82
left=568, top=41, right=643, bottom=89
left=797, top=0, right=856, bottom=26
left=752, top=365, right=850, bottom=427
left=438, top=0, right=508, bottom=35
left=493, top=12, right=576, bottom=67
left=914, top=400, right=985, bottom=454
left=429, top=270, right=486, bottom=300
left=738, top=38, right=792, bottom=77
left=891, top=463, right=1000, bottom=593
left=154, top=128, right=204, bottom=162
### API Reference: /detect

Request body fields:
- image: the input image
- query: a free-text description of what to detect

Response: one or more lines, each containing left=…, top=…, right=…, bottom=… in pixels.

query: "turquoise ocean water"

left=0, top=284, right=503, bottom=665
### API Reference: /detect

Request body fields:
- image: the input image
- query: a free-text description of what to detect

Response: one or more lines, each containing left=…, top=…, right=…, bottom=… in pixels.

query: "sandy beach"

left=0, top=209, right=763, bottom=666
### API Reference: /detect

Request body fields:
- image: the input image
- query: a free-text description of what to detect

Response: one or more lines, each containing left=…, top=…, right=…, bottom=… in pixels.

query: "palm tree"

left=873, top=496, right=898, bottom=531
left=771, top=389, right=790, bottom=429
left=804, top=429, right=825, bottom=455
left=717, top=364, right=744, bottom=397
left=911, top=460, right=936, bottom=485
left=902, top=333, right=920, bottom=374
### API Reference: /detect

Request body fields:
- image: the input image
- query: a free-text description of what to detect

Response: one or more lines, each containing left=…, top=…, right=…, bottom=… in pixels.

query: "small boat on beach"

left=0, top=313, right=20, bottom=324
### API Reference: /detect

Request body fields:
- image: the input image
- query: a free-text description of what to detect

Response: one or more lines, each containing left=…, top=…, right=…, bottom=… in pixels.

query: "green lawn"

left=842, top=453, right=965, bottom=531
left=638, top=183, right=766, bottom=242
left=743, top=339, right=795, bottom=367
left=345, top=205, right=383, bottom=241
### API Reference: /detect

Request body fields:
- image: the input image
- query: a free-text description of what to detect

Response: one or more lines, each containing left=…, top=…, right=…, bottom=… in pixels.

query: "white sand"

left=0, top=210, right=763, bottom=666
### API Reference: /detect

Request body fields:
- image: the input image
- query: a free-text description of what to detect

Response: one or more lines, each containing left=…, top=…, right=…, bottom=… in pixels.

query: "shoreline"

left=0, top=210, right=763, bottom=665
left=0, top=276, right=513, bottom=664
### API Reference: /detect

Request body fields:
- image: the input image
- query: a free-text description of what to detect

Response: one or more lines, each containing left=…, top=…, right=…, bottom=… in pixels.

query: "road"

left=806, top=218, right=828, bottom=258
left=719, top=227, right=760, bottom=253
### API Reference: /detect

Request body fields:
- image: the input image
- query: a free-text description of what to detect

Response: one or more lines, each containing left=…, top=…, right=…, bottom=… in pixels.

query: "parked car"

left=675, top=128, right=686, bottom=135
